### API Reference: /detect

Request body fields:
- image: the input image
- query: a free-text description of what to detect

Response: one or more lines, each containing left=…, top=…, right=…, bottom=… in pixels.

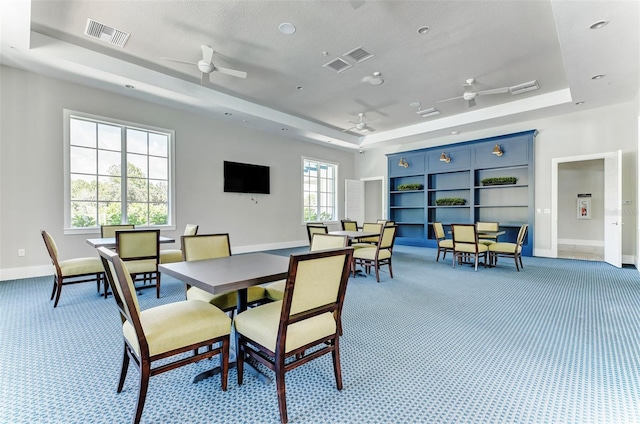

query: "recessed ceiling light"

left=451, top=131, right=459, bottom=135
left=281, top=128, right=288, bottom=131
left=296, top=86, right=303, bottom=90
left=326, top=140, right=332, bottom=143
left=590, top=20, right=609, bottom=30
left=591, top=74, right=605, bottom=80
left=224, top=112, right=232, bottom=116
left=125, top=84, right=135, bottom=89
left=410, top=101, right=422, bottom=108
left=417, top=26, right=430, bottom=35
left=575, top=101, right=585, bottom=105
left=279, top=22, right=296, bottom=35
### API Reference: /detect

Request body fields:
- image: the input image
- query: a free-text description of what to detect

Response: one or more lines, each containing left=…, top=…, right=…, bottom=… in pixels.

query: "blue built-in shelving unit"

left=387, top=130, right=536, bottom=256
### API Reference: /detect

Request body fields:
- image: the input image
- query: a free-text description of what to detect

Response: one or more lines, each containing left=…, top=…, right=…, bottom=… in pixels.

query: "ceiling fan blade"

left=436, top=95, right=464, bottom=103
left=468, top=98, right=477, bottom=107
left=363, top=125, right=376, bottom=132
left=215, top=66, right=247, bottom=79
left=201, top=45, right=214, bottom=64
left=477, top=87, right=510, bottom=96
left=161, top=57, right=197, bottom=66
left=342, top=126, right=357, bottom=133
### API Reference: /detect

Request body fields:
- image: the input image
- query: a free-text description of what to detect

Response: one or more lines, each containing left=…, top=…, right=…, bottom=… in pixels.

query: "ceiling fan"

left=161, top=45, right=247, bottom=85
left=437, top=78, right=539, bottom=108
left=343, top=113, right=377, bottom=133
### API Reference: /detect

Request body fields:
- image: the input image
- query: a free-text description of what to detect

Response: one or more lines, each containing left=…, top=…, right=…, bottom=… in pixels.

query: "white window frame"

left=302, top=157, right=339, bottom=224
left=63, top=110, right=176, bottom=234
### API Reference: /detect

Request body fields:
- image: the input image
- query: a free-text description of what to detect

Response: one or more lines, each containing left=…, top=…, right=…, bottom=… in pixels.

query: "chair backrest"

left=310, top=234, right=349, bottom=251
left=182, top=233, right=231, bottom=261
left=361, top=222, right=382, bottom=233
left=376, top=219, right=387, bottom=225
left=451, top=224, right=477, bottom=244
left=115, top=229, right=160, bottom=262
left=476, top=221, right=499, bottom=232
left=433, top=222, right=446, bottom=240
left=340, top=219, right=358, bottom=231
left=377, top=225, right=398, bottom=250
left=306, top=224, right=328, bottom=243
left=97, top=247, right=145, bottom=353
left=278, top=248, right=353, bottom=338
left=516, top=224, right=529, bottom=246
left=41, top=230, right=59, bottom=263
left=101, top=224, right=135, bottom=238
left=384, top=221, right=395, bottom=227
left=183, top=224, right=199, bottom=236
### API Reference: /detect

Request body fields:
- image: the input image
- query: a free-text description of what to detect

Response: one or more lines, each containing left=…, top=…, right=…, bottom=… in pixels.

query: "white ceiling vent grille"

left=323, top=58, right=352, bottom=73
left=84, top=19, right=130, bottom=48
left=510, top=80, right=539, bottom=95
left=343, top=46, right=373, bottom=63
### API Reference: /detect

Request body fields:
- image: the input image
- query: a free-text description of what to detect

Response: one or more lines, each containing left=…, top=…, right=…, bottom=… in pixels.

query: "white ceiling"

left=1, top=0, right=638, bottom=151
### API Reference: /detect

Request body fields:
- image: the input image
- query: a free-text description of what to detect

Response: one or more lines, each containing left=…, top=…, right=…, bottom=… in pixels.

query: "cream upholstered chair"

left=265, top=234, right=349, bottom=301
left=235, top=247, right=353, bottom=424
left=351, top=222, right=383, bottom=248
left=115, top=229, right=161, bottom=298
left=41, top=230, right=105, bottom=308
left=305, top=223, right=328, bottom=244
left=451, top=224, right=488, bottom=271
left=97, top=247, right=230, bottom=424
left=488, top=224, right=528, bottom=271
left=352, top=225, right=398, bottom=282
left=159, top=224, right=199, bottom=264
left=101, top=224, right=135, bottom=238
left=433, top=222, right=454, bottom=262
left=340, top=219, right=358, bottom=231
left=182, top=234, right=268, bottom=314
left=476, top=221, right=500, bottom=246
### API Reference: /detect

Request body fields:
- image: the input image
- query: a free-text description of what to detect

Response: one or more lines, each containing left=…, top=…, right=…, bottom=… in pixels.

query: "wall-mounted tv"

left=224, top=161, right=270, bottom=194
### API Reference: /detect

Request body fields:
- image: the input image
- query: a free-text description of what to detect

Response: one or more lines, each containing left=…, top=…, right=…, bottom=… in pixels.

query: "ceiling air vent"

left=416, top=107, right=441, bottom=118
left=510, top=80, right=539, bottom=95
left=323, top=58, right=352, bottom=73
left=84, top=19, right=130, bottom=48
left=343, top=46, right=373, bottom=63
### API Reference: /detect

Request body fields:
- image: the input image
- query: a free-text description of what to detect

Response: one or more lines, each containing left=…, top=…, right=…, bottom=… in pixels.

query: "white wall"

left=355, top=101, right=638, bottom=261
left=557, top=160, right=604, bottom=244
left=0, top=66, right=355, bottom=279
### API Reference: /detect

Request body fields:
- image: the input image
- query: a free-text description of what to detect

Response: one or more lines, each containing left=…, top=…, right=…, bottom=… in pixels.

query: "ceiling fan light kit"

left=162, top=44, right=247, bottom=86
left=437, top=78, right=539, bottom=108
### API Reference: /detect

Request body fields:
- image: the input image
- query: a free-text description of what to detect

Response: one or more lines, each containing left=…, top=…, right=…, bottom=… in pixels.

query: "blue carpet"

left=1, top=246, right=640, bottom=423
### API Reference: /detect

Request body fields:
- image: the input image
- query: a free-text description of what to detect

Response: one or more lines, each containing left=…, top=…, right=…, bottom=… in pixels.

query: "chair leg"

left=221, top=337, right=229, bottom=391
left=117, top=344, right=130, bottom=393
left=519, top=255, right=524, bottom=269
left=436, top=248, right=441, bottom=262
left=236, top=336, right=244, bottom=386
left=388, top=259, right=393, bottom=279
left=331, top=338, right=343, bottom=391
left=275, top=361, right=288, bottom=424
left=374, top=260, right=380, bottom=282
left=50, top=276, right=57, bottom=300
left=155, top=273, right=161, bottom=298
left=133, top=361, right=151, bottom=424
left=53, top=277, right=63, bottom=308
left=515, top=254, right=521, bottom=271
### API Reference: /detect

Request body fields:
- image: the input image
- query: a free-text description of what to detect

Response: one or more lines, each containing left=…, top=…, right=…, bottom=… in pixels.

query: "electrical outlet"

left=18, top=249, right=25, bottom=257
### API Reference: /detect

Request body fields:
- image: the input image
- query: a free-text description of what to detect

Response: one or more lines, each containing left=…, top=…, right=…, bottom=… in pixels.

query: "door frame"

left=550, top=151, right=620, bottom=262
left=361, top=176, right=386, bottom=220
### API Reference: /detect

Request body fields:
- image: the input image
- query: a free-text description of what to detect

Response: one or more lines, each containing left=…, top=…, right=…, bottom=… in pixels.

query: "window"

left=303, top=158, right=337, bottom=222
left=64, top=111, right=175, bottom=231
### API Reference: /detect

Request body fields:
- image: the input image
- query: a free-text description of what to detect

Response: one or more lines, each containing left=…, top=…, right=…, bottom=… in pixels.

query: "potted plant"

left=480, top=176, right=518, bottom=186
left=435, top=197, right=466, bottom=206
left=397, top=183, right=423, bottom=191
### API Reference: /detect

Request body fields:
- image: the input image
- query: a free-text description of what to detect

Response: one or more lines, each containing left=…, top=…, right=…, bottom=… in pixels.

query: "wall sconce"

left=492, top=144, right=503, bottom=157
left=439, top=152, right=451, bottom=163
left=398, top=158, right=409, bottom=168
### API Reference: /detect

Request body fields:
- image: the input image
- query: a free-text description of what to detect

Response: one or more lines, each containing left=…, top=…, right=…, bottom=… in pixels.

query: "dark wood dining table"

left=158, top=252, right=290, bottom=383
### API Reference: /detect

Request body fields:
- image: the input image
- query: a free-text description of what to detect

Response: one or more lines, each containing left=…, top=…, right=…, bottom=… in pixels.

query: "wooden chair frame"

left=340, top=219, right=358, bottom=231
left=101, top=224, right=135, bottom=238
left=97, top=247, right=229, bottom=424
left=489, top=224, right=529, bottom=271
left=352, top=225, right=398, bottom=282
left=41, top=230, right=105, bottom=308
left=236, top=248, right=353, bottom=424
left=115, top=229, right=161, bottom=298
left=305, top=223, right=328, bottom=244
left=451, top=224, right=487, bottom=271
left=433, top=222, right=454, bottom=262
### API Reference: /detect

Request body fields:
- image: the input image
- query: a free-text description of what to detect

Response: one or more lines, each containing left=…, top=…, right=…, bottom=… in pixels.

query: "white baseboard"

left=0, top=265, right=53, bottom=282
left=557, top=238, right=604, bottom=247
left=534, top=248, right=554, bottom=258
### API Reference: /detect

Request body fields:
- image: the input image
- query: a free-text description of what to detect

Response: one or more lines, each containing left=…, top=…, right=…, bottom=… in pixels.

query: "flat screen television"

left=224, top=161, right=270, bottom=194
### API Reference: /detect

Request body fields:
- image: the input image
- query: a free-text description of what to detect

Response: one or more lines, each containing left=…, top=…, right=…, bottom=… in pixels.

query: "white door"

left=345, top=179, right=365, bottom=226
left=603, top=150, right=622, bottom=267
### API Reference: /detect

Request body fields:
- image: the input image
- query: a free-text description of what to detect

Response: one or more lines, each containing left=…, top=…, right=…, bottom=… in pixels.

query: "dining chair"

left=476, top=221, right=500, bottom=245
left=265, top=233, right=349, bottom=301
left=159, top=224, right=199, bottom=264
left=352, top=225, right=398, bottom=282
left=101, top=224, right=135, bottom=238
left=97, top=246, right=231, bottom=424
left=351, top=222, right=383, bottom=248
left=451, top=223, right=488, bottom=271
left=182, top=233, right=268, bottom=314
left=115, top=229, right=161, bottom=298
left=488, top=224, right=529, bottom=271
left=234, top=247, right=353, bottom=424
left=433, top=222, right=454, bottom=262
left=306, top=223, right=328, bottom=244
left=41, top=230, right=105, bottom=308
left=340, top=219, right=358, bottom=231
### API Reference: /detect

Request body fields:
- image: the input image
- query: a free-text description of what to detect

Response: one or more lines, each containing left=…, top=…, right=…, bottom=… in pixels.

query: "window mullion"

left=121, top=126, right=128, bottom=224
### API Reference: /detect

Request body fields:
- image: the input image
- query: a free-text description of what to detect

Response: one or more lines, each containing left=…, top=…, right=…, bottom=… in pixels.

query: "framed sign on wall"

left=577, top=193, right=591, bottom=219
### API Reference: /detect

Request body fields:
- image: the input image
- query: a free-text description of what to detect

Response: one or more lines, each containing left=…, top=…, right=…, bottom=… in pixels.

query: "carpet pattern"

left=1, top=246, right=640, bottom=423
